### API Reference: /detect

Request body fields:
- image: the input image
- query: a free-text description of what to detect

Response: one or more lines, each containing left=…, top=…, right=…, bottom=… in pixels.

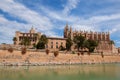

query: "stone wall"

left=0, top=50, right=120, bottom=66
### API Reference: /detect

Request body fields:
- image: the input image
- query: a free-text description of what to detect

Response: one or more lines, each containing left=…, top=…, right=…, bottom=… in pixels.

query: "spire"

left=31, top=25, right=33, bottom=28
left=64, top=23, right=69, bottom=38
left=64, top=22, right=69, bottom=32
left=65, top=22, right=68, bottom=29
left=70, top=26, right=72, bottom=32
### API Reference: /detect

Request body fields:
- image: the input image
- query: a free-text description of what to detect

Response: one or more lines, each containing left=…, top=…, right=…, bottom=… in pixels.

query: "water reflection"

left=0, top=64, right=120, bottom=80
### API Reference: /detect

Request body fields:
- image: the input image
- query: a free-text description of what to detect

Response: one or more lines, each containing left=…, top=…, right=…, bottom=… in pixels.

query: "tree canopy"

left=21, top=38, right=31, bottom=47
left=84, top=39, right=98, bottom=52
left=36, top=34, right=48, bottom=49
left=110, top=40, right=115, bottom=45
left=13, top=37, right=17, bottom=45
left=66, top=37, right=73, bottom=51
left=73, top=35, right=98, bottom=52
left=13, top=37, right=17, bottom=41
left=73, top=35, right=85, bottom=51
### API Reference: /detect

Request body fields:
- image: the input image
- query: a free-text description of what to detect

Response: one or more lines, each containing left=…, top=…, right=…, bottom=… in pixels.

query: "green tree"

left=36, top=41, right=45, bottom=49
left=73, top=35, right=85, bottom=51
left=13, top=37, right=17, bottom=45
left=33, top=43, right=36, bottom=48
left=36, top=34, right=48, bottom=49
left=59, top=45, right=66, bottom=51
left=83, top=39, right=90, bottom=49
left=110, top=40, right=115, bottom=45
left=66, top=37, right=73, bottom=51
left=84, top=39, right=98, bottom=52
left=21, top=37, right=31, bottom=47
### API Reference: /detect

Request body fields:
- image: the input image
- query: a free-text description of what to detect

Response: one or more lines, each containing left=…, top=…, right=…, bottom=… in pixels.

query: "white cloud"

left=0, top=0, right=59, bottom=44
left=0, top=0, right=53, bottom=31
left=116, top=40, right=120, bottom=44
left=63, top=0, right=80, bottom=15
left=40, top=7, right=80, bottom=23
left=88, top=14, right=120, bottom=23
left=114, top=40, right=120, bottom=47
left=71, top=24, right=96, bottom=31
left=40, top=0, right=80, bottom=22
left=0, top=14, right=26, bottom=43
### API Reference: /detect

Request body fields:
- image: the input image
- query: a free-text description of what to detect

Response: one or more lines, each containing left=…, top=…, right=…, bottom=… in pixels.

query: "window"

left=56, top=45, right=58, bottom=48
left=51, top=45, right=53, bottom=48
left=33, top=39, right=34, bottom=42
left=56, top=42, right=58, bottom=44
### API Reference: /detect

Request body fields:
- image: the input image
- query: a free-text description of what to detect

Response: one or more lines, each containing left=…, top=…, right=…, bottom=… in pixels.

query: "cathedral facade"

left=64, top=24, right=116, bottom=53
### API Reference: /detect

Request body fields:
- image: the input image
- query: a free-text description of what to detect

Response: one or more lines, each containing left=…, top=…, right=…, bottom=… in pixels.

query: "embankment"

left=0, top=50, right=120, bottom=66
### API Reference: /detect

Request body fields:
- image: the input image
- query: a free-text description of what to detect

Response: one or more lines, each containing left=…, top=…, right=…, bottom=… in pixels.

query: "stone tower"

left=69, top=26, right=73, bottom=39
left=64, top=23, right=69, bottom=38
left=30, top=27, right=36, bottom=33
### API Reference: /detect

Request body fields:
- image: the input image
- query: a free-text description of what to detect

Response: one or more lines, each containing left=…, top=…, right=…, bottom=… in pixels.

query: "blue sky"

left=0, top=0, right=120, bottom=47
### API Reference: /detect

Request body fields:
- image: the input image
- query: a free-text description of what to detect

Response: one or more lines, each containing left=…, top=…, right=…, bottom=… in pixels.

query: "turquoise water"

left=0, top=64, right=120, bottom=80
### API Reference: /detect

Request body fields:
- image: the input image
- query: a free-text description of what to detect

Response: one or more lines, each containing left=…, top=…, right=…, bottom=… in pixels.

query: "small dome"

left=30, top=27, right=36, bottom=33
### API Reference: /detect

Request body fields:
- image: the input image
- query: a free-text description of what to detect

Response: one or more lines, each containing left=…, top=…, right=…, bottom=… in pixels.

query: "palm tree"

left=13, top=37, right=17, bottom=45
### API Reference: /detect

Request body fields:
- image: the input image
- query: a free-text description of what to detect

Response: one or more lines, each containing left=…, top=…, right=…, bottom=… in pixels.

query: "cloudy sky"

left=0, top=0, right=120, bottom=47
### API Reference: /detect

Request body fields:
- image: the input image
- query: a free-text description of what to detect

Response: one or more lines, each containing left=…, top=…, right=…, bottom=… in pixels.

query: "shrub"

left=81, top=52, right=84, bottom=55
left=36, top=41, right=45, bottom=49
left=77, top=52, right=80, bottom=56
left=54, top=51, right=59, bottom=57
left=46, top=49, right=50, bottom=55
left=21, top=47, right=27, bottom=55
left=71, top=51, right=75, bottom=54
left=101, top=51, right=104, bottom=58
left=8, top=47, right=13, bottom=53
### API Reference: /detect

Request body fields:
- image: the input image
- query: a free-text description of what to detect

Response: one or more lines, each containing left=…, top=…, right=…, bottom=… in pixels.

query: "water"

left=0, top=64, right=120, bottom=80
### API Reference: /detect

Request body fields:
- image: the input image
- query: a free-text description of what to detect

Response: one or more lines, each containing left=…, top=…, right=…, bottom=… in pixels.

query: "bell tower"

left=30, top=26, right=36, bottom=33
left=69, top=26, right=73, bottom=39
left=64, top=23, right=69, bottom=38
